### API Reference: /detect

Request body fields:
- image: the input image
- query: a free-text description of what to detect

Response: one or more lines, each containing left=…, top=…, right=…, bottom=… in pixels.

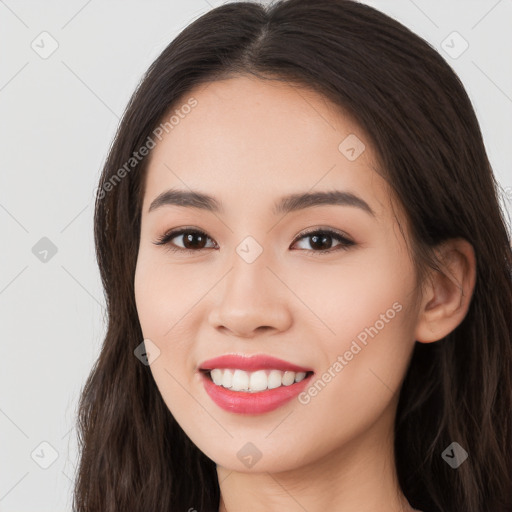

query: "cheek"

left=297, top=243, right=417, bottom=405
left=134, top=252, right=202, bottom=403
left=134, top=251, right=198, bottom=341
left=287, top=294, right=416, bottom=467
left=289, top=237, right=415, bottom=345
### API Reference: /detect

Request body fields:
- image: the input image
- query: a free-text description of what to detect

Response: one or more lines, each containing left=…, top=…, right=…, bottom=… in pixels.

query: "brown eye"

left=179, top=231, right=209, bottom=250
left=291, top=229, right=355, bottom=255
left=153, top=228, right=217, bottom=253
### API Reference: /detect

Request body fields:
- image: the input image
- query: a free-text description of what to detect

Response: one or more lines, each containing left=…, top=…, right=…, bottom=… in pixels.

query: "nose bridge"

left=209, top=237, right=292, bottom=336
left=224, top=239, right=274, bottom=309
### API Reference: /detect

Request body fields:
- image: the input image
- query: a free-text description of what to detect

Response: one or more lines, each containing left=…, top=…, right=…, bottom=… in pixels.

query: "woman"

left=73, top=1, right=512, bottom=511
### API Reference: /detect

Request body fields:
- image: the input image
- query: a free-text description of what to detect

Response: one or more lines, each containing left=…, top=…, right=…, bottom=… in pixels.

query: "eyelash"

left=153, top=226, right=356, bottom=256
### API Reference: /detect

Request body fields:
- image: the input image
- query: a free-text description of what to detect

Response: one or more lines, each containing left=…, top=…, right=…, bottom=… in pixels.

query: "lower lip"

left=201, top=372, right=313, bottom=414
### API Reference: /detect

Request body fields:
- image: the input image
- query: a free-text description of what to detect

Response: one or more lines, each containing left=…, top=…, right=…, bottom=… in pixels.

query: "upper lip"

left=198, top=354, right=313, bottom=373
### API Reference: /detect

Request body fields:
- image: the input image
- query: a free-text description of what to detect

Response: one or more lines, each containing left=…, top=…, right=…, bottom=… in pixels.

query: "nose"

left=208, top=252, right=293, bottom=338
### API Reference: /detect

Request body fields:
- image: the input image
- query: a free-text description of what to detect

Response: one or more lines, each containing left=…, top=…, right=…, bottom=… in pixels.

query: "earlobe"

left=414, top=238, right=477, bottom=343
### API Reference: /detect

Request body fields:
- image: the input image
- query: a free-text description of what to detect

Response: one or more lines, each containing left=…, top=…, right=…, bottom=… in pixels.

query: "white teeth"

left=232, top=369, right=249, bottom=391
left=268, top=370, right=283, bottom=389
left=249, top=370, right=268, bottom=392
left=295, top=371, right=306, bottom=383
left=221, top=369, right=233, bottom=389
left=282, top=371, right=295, bottom=386
left=207, top=368, right=310, bottom=392
left=210, top=368, right=223, bottom=386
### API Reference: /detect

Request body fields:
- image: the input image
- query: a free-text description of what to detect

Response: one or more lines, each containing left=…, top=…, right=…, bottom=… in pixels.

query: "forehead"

left=142, top=75, right=388, bottom=217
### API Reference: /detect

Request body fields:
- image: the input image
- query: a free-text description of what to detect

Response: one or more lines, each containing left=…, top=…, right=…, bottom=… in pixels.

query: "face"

left=134, top=75, right=422, bottom=473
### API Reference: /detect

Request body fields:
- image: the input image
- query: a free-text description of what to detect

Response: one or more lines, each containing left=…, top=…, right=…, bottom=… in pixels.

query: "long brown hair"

left=73, top=1, right=512, bottom=511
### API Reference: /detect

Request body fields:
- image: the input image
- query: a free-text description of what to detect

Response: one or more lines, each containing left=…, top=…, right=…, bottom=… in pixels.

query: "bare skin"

left=134, top=75, right=476, bottom=512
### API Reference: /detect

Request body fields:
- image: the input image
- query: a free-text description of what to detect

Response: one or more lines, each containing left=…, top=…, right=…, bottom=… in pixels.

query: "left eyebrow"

left=274, top=190, right=375, bottom=217
left=147, top=188, right=375, bottom=217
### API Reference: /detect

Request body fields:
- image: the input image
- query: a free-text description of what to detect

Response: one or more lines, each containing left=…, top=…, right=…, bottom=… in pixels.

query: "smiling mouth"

left=201, top=368, right=314, bottom=393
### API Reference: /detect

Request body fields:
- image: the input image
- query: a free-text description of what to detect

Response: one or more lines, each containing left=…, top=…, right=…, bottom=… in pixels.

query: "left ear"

left=414, top=238, right=476, bottom=343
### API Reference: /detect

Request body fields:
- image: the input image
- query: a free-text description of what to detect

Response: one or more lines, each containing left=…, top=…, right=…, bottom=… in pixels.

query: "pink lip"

left=201, top=374, right=312, bottom=414
left=198, top=354, right=312, bottom=373
left=198, top=354, right=314, bottom=414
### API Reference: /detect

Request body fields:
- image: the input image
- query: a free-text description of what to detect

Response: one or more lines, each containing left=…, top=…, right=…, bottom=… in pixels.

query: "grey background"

left=1, top=0, right=511, bottom=510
